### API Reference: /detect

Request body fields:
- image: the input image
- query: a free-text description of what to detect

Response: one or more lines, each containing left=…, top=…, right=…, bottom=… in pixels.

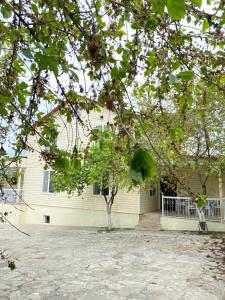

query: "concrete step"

left=139, top=217, right=161, bottom=223
left=136, top=212, right=161, bottom=230
left=135, top=224, right=161, bottom=230
left=138, top=221, right=160, bottom=226
left=139, top=220, right=160, bottom=224
left=136, top=224, right=160, bottom=228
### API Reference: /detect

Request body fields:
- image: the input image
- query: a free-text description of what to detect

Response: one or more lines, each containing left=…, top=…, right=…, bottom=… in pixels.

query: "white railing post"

left=158, top=195, right=223, bottom=221
left=218, top=174, right=224, bottom=222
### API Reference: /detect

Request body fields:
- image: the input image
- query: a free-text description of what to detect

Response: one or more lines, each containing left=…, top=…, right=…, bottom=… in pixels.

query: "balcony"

left=0, top=189, right=23, bottom=204
left=162, top=196, right=225, bottom=222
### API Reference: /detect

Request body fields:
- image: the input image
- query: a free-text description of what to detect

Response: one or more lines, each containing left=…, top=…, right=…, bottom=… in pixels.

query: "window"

left=42, top=171, right=55, bottom=193
left=93, top=183, right=109, bottom=196
left=150, top=187, right=156, bottom=197
left=73, top=106, right=81, bottom=118
left=43, top=215, right=50, bottom=224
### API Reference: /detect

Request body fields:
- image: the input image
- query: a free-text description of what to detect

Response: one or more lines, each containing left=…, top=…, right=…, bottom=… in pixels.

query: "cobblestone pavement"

left=0, top=225, right=224, bottom=300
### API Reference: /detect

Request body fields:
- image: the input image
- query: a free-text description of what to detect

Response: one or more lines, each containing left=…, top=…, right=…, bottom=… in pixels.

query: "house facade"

left=1, top=107, right=225, bottom=231
left=1, top=108, right=157, bottom=228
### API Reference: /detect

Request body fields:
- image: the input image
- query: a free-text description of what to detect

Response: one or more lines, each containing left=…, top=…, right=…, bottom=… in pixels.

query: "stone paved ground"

left=0, top=225, right=224, bottom=300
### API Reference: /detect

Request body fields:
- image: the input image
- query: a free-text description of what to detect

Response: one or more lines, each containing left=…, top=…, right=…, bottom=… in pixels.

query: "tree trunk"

left=196, top=207, right=205, bottom=222
left=195, top=183, right=207, bottom=223
left=106, top=201, right=112, bottom=230
left=202, top=183, right=207, bottom=196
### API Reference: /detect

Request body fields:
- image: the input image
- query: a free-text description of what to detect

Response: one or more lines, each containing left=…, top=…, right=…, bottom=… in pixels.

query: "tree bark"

left=202, top=182, right=207, bottom=196
left=106, top=201, right=112, bottom=230
left=196, top=207, right=205, bottom=222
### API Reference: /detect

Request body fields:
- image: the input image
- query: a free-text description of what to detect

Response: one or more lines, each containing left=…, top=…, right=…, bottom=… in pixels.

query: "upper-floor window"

left=73, top=106, right=81, bottom=118
left=93, top=183, right=109, bottom=196
left=42, top=170, right=55, bottom=193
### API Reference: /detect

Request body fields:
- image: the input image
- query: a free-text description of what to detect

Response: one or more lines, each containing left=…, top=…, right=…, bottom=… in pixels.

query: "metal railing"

left=0, top=189, right=23, bottom=204
left=162, top=196, right=225, bottom=222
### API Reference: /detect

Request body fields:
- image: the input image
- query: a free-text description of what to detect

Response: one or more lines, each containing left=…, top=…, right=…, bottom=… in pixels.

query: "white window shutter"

left=42, top=171, right=49, bottom=192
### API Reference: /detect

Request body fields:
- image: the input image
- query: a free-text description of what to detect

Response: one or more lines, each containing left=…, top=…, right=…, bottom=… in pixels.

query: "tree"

left=53, top=127, right=134, bottom=230
left=0, top=0, right=224, bottom=217
left=0, top=0, right=224, bottom=162
left=133, top=79, right=225, bottom=196
left=130, top=79, right=225, bottom=225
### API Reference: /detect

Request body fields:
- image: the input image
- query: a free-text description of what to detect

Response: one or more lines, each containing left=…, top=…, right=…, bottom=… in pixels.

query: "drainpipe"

left=218, top=173, right=224, bottom=222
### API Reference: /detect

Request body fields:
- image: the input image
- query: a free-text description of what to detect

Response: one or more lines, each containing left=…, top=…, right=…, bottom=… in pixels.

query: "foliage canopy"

left=0, top=0, right=224, bottom=198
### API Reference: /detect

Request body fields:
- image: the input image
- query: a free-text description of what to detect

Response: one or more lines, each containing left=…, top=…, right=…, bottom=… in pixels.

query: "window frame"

left=149, top=187, right=156, bottom=197
left=92, top=183, right=110, bottom=196
left=42, top=170, right=55, bottom=194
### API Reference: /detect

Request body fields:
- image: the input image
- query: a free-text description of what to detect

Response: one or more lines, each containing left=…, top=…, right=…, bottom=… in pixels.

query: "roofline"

left=41, top=106, right=60, bottom=122
left=33, top=104, right=62, bottom=127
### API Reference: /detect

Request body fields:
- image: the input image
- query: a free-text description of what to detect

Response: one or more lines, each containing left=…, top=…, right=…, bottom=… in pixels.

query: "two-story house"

left=1, top=106, right=225, bottom=231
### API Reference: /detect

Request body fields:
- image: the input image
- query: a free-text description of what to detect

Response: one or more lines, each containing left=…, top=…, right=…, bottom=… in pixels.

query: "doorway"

left=160, top=177, right=177, bottom=211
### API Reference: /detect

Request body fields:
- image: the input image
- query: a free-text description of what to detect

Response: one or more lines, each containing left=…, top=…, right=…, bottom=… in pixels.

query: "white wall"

left=0, top=204, right=26, bottom=225
left=19, top=108, right=140, bottom=228
left=23, top=205, right=139, bottom=228
left=161, top=216, right=225, bottom=232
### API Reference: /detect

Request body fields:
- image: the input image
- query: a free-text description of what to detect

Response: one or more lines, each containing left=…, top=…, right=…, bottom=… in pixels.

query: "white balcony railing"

left=0, top=189, right=23, bottom=204
left=162, top=196, right=225, bottom=222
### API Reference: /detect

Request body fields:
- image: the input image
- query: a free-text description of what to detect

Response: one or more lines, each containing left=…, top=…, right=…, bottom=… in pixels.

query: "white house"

left=1, top=107, right=225, bottom=231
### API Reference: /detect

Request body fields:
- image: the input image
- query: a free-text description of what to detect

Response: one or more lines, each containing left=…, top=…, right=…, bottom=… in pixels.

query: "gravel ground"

left=0, top=225, right=224, bottom=300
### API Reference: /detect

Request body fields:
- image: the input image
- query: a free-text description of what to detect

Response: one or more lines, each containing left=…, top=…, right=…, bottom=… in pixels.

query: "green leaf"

left=54, top=155, right=70, bottom=171
left=169, top=127, right=185, bottom=141
left=1, top=6, right=12, bottom=19
left=166, top=0, right=186, bottom=20
left=22, top=49, right=33, bottom=59
left=0, top=106, right=8, bottom=117
left=177, top=71, right=195, bottom=81
left=151, top=0, right=166, bottom=15
left=35, top=53, right=58, bottom=76
left=168, top=74, right=179, bottom=84
left=196, top=194, right=206, bottom=208
left=202, top=19, right=210, bottom=32
left=96, top=0, right=101, bottom=11
left=131, top=22, right=142, bottom=30
left=19, top=81, right=28, bottom=89
left=172, top=60, right=180, bottom=71
left=146, top=18, right=158, bottom=30
left=31, top=3, right=38, bottom=14
left=117, top=18, right=124, bottom=30
left=48, top=59, right=59, bottom=77
left=129, top=169, right=143, bottom=184
left=219, top=75, right=225, bottom=83
left=129, top=149, right=157, bottom=184
left=191, top=0, right=202, bottom=7
left=70, top=158, right=81, bottom=172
